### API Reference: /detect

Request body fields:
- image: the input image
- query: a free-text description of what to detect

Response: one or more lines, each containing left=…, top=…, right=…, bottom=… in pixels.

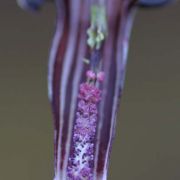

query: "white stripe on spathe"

left=47, top=5, right=65, bottom=179
left=62, top=2, right=90, bottom=179
left=61, top=1, right=83, bottom=179
left=48, top=19, right=64, bottom=102
left=48, top=0, right=67, bottom=101
left=102, top=8, right=136, bottom=180
left=93, top=0, right=115, bottom=178
left=50, top=8, right=65, bottom=180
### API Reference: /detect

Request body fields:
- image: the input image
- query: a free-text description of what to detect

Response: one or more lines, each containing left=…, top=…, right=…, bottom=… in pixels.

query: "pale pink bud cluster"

left=86, top=70, right=96, bottom=80
left=86, top=70, right=105, bottom=82
left=97, top=71, right=105, bottom=82
left=67, top=83, right=101, bottom=180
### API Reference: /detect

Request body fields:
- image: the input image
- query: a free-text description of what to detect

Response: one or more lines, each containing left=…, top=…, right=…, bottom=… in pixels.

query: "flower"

left=17, top=0, right=175, bottom=179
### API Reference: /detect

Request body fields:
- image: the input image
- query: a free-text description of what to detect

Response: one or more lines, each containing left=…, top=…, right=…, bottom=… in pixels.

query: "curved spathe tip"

left=139, top=0, right=175, bottom=7
left=17, top=0, right=45, bottom=11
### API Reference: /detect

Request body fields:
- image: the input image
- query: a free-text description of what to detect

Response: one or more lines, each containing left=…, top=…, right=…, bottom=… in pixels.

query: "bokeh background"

left=0, top=1, right=179, bottom=180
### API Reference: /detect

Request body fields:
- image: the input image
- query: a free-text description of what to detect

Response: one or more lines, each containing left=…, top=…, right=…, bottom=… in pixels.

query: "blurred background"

left=0, top=1, right=179, bottom=180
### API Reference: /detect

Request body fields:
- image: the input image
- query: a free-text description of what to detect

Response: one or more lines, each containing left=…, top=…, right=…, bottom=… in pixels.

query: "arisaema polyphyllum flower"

left=17, top=0, right=175, bottom=179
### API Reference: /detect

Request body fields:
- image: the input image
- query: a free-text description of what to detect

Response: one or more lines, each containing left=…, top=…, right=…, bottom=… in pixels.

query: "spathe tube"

left=48, top=0, right=137, bottom=179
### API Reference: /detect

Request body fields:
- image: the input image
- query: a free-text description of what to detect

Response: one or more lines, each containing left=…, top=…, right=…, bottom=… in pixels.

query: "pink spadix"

left=67, top=82, right=101, bottom=179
